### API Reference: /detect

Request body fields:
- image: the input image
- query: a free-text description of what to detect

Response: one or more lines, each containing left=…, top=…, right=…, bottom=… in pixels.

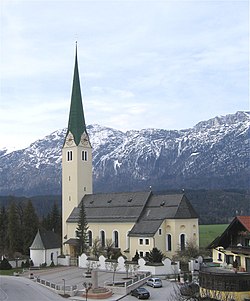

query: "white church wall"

left=30, top=249, right=45, bottom=267
left=30, top=248, right=60, bottom=267
left=99, top=255, right=106, bottom=270
left=138, top=257, right=180, bottom=276
left=45, top=248, right=60, bottom=266
left=78, top=253, right=180, bottom=276
left=189, top=256, right=203, bottom=272
left=58, top=255, right=71, bottom=266
left=8, top=259, right=25, bottom=268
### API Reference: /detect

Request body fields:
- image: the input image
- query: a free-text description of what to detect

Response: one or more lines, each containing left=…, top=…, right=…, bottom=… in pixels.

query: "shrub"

left=0, top=258, right=12, bottom=270
left=50, top=261, right=55, bottom=267
left=24, top=259, right=30, bottom=268
left=146, top=247, right=164, bottom=263
left=132, top=251, right=140, bottom=263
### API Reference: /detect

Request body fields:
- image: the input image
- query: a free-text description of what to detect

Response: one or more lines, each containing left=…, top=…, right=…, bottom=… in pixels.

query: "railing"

left=104, top=272, right=151, bottom=295
left=36, top=277, right=78, bottom=296
left=124, top=272, right=151, bottom=287
left=199, top=268, right=250, bottom=292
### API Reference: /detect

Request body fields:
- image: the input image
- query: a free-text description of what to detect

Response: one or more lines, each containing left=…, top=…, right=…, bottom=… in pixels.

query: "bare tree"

left=173, top=238, right=199, bottom=271
left=105, top=260, right=119, bottom=285
left=105, top=239, right=114, bottom=259
left=91, top=238, right=102, bottom=259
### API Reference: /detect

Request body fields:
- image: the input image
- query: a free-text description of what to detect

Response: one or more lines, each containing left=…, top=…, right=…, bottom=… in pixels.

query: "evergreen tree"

left=146, top=247, right=164, bottom=263
left=50, top=203, right=61, bottom=235
left=40, top=203, right=61, bottom=236
left=0, top=206, right=8, bottom=256
left=16, top=202, right=25, bottom=228
left=7, top=203, right=22, bottom=254
left=132, top=251, right=140, bottom=263
left=22, top=200, right=39, bottom=255
left=76, top=200, right=89, bottom=255
left=0, top=258, right=12, bottom=270
left=41, top=214, right=50, bottom=231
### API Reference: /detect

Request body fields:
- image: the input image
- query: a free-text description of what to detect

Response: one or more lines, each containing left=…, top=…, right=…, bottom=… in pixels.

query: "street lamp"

left=83, top=282, right=92, bottom=301
left=62, top=278, right=65, bottom=296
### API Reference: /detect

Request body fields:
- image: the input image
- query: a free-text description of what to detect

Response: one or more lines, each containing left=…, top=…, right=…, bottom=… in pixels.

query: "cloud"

left=0, top=0, right=248, bottom=149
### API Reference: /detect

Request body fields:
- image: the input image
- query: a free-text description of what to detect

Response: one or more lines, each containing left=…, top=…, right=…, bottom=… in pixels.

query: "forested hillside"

left=0, top=189, right=249, bottom=225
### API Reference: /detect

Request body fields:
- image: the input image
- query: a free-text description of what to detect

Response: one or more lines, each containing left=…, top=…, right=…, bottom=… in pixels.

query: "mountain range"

left=0, top=111, right=249, bottom=196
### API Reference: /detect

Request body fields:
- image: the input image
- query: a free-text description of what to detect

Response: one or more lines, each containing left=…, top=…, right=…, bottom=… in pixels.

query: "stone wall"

left=78, top=253, right=180, bottom=276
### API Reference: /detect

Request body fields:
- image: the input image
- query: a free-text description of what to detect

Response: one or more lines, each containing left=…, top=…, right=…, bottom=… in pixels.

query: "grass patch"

left=0, top=268, right=23, bottom=276
left=199, top=224, right=228, bottom=248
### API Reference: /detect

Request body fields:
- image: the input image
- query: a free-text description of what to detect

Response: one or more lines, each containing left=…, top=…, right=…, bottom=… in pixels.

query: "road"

left=0, top=276, right=64, bottom=301
left=28, top=267, right=180, bottom=300
left=0, top=267, right=183, bottom=301
left=120, top=280, right=180, bottom=301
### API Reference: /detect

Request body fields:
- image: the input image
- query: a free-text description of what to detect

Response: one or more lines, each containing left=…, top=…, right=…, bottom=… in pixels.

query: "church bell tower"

left=62, top=44, right=92, bottom=251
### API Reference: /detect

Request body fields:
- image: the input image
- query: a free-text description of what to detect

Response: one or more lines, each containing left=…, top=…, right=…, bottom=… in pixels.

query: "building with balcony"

left=199, top=216, right=250, bottom=301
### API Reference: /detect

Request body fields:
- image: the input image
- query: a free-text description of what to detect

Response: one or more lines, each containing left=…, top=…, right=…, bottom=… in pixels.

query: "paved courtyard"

left=23, top=266, right=180, bottom=301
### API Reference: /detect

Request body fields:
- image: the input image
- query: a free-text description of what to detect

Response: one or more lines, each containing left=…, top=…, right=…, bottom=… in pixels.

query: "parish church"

left=62, top=45, right=199, bottom=261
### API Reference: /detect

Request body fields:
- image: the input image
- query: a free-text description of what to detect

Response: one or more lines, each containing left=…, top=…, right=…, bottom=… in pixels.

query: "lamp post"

left=83, top=282, right=92, bottom=301
left=62, top=278, right=65, bottom=296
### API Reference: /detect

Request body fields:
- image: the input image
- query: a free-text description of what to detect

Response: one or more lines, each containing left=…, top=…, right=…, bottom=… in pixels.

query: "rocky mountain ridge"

left=0, top=111, right=249, bottom=196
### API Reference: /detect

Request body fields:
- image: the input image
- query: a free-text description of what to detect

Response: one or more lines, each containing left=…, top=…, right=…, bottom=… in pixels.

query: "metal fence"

left=104, top=272, right=151, bottom=295
left=36, top=277, right=78, bottom=296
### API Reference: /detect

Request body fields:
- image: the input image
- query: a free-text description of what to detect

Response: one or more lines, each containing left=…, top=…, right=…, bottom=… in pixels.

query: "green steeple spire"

left=66, top=43, right=86, bottom=145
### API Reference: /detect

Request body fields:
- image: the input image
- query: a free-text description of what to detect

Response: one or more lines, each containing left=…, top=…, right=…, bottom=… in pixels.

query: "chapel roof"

left=30, top=228, right=61, bottom=250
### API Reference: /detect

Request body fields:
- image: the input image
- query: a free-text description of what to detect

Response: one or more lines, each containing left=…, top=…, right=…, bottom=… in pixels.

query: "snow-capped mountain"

left=0, top=111, right=249, bottom=196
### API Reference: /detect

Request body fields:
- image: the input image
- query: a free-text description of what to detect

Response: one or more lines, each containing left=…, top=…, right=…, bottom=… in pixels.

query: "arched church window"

left=88, top=230, right=93, bottom=247
left=82, top=151, right=87, bottom=161
left=67, top=151, right=73, bottom=161
left=113, top=230, right=119, bottom=248
left=100, top=230, right=105, bottom=248
left=166, top=234, right=172, bottom=251
left=180, top=234, right=186, bottom=251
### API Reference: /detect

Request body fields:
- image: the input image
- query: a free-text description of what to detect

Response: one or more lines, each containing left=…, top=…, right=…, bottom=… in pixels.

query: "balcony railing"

left=199, top=267, right=250, bottom=292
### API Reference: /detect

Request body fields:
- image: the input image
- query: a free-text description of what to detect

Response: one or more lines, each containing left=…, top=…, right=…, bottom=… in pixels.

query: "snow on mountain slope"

left=0, top=111, right=249, bottom=196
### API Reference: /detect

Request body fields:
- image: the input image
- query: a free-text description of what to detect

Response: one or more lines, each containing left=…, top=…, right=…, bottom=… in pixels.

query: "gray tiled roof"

left=30, top=228, right=61, bottom=250
left=67, top=191, right=198, bottom=237
left=129, top=194, right=198, bottom=237
left=67, top=191, right=151, bottom=223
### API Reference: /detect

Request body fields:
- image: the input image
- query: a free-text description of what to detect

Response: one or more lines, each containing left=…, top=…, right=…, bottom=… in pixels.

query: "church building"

left=62, top=45, right=199, bottom=261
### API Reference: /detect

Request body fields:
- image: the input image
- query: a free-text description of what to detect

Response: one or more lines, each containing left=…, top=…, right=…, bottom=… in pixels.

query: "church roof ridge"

left=30, top=228, right=61, bottom=250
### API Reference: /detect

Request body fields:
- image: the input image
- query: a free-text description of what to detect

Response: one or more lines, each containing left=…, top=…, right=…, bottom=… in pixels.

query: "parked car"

left=131, top=287, right=150, bottom=299
left=146, top=277, right=162, bottom=288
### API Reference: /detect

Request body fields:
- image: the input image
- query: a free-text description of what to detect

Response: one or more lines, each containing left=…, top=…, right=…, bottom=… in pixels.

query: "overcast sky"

left=1, top=0, right=249, bottom=150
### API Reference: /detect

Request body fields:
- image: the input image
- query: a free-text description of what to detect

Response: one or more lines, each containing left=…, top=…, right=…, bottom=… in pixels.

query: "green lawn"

left=199, top=224, right=228, bottom=248
left=0, top=268, right=23, bottom=276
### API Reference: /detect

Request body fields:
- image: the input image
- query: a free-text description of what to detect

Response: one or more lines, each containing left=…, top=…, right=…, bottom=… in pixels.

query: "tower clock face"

left=81, top=132, right=89, bottom=146
left=66, top=133, right=74, bottom=146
